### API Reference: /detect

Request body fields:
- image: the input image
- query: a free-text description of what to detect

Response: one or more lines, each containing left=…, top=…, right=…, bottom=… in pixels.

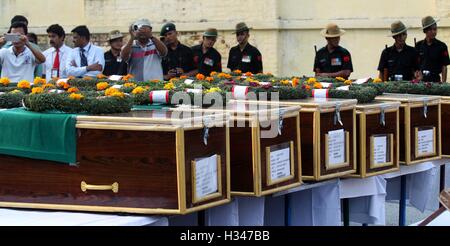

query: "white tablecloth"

left=0, top=209, right=168, bottom=226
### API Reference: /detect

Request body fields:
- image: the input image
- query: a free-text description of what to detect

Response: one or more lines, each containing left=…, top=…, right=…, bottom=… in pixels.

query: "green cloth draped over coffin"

left=0, top=108, right=77, bottom=164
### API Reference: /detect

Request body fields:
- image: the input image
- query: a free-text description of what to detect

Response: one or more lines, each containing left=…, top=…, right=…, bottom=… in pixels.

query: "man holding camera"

left=0, top=22, right=46, bottom=82
left=160, top=23, right=197, bottom=80
left=121, top=19, right=167, bottom=82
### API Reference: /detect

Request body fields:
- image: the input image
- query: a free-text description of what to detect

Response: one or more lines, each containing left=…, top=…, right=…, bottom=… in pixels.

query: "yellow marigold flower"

left=69, top=93, right=84, bottom=100
left=233, top=70, right=242, bottom=75
left=205, top=87, right=222, bottom=94
left=33, top=77, right=46, bottom=85
left=307, top=77, right=317, bottom=84
left=31, top=87, right=44, bottom=94
left=336, top=77, right=346, bottom=82
left=0, top=77, right=10, bottom=86
left=281, top=80, right=290, bottom=85
left=11, top=89, right=22, bottom=94
left=96, top=74, right=107, bottom=79
left=132, top=86, right=145, bottom=95
left=313, top=83, right=323, bottom=89
left=124, top=82, right=137, bottom=88
left=110, top=92, right=125, bottom=98
left=164, top=82, right=175, bottom=90
left=68, top=87, right=79, bottom=93
left=344, top=80, right=353, bottom=85
left=373, top=78, right=383, bottom=83
left=17, top=80, right=31, bottom=89
left=196, top=73, right=206, bottom=81
left=96, top=82, right=109, bottom=91
left=210, top=71, right=218, bottom=77
left=105, top=87, right=120, bottom=96
left=43, top=83, right=56, bottom=89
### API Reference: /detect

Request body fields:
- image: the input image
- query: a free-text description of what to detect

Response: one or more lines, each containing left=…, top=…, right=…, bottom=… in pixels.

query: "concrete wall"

left=1, top=0, right=449, bottom=78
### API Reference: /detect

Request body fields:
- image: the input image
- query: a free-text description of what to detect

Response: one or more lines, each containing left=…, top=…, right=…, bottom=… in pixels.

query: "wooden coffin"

left=172, top=102, right=302, bottom=196
left=0, top=110, right=231, bottom=215
left=376, top=94, right=441, bottom=165
left=349, top=101, right=401, bottom=178
left=234, top=98, right=357, bottom=181
left=442, top=96, right=450, bottom=158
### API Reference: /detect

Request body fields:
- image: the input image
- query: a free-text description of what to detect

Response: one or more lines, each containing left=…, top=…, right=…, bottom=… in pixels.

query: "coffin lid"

left=356, top=101, right=401, bottom=112
left=76, top=108, right=230, bottom=129
left=376, top=93, right=441, bottom=104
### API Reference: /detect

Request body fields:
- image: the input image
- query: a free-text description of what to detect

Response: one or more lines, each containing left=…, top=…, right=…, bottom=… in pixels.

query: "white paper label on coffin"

left=417, top=129, right=435, bottom=155
left=320, top=82, right=332, bottom=88
left=149, top=90, right=169, bottom=104
left=112, top=85, right=123, bottom=89
left=186, top=89, right=203, bottom=94
left=354, top=78, right=370, bottom=85
left=373, top=136, right=388, bottom=164
left=57, top=78, right=69, bottom=84
left=232, top=86, right=249, bottom=100
left=328, top=129, right=346, bottom=167
left=195, top=155, right=219, bottom=200
left=336, top=86, right=350, bottom=91
left=270, top=147, right=291, bottom=181
left=109, top=75, right=123, bottom=81
left=312, top=89, right=329, bottom=98
left=48, top=89, right=65, bottom=94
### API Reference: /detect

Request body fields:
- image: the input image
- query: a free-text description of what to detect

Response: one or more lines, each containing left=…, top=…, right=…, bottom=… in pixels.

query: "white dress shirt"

left=66, top=43, right=105, bottom=78
left=42, top=44, right=73, bottom=79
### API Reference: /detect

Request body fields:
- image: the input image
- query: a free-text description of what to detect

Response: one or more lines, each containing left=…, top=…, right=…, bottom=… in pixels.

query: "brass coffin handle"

left=81, top=181, right=119, bottom=194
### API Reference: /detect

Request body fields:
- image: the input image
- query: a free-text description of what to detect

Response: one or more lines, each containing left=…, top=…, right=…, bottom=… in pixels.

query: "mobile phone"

left=4, top=33, right=21, bottom=42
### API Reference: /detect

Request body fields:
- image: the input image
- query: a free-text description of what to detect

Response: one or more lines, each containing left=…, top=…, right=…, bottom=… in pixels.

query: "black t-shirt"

left=313, top=46, right=353, bottom=74
left=378, top=45, right=420, bottom=81
left=416, top=38, right=450, bottom=82
left=162, top=43, right=196, bottom=75
left=192, top=44, right=222, bottom=76
left=103, top=50, right=128, bottom=76
left=227, top=43, right=263, bottom=74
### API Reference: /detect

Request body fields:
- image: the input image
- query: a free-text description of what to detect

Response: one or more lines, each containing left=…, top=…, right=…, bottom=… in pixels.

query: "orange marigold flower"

left=96, top=82, right=109, bottom=91
left=122, top=74, right=134, bottom=81
left=206, top=77, right=214, bottom=82
left=233, top=70, right=242, bottom=75
left=373, top=78, right=383, bottom=83
left=210, top=71, right=218, bottom=77
left=179, top=75, right=188, bottom=79
left=344, top=80, right=353, bottom=85
left=97, top=74, right=107, bottom=79
left=336, top=77, right=346, bottom=82
left=244, top=72, right=253, bottom=77
left=67, top=76, right=76, bottom=81
left=31, top=87, right=44, bottom=94
left=83, top=76, right=93, bottom=81
left=68, top=87, right=79, bottom=93
left=313, top=83, right=323, bottom=89
left=0, top=77, right=10, bottom=86
left=33, top=77, right=46, bottom=85
left=305, top=85, right=311, bottom=90
left=57, top=81, right=70, bottom=89
left=17, top=80, right=31, bottom=89
left=151, top=79, right=161, bottom=83
left=43, top=83, right=56, bottom=89
left=196, top=73, right=206, bottom=81
left=292, top=78, right=299, bottom=87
